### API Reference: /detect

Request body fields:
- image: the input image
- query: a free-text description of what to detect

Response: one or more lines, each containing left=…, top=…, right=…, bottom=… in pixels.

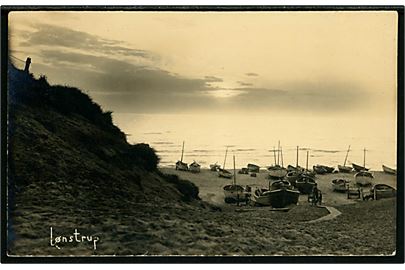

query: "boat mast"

left=277, top=140, right=280, bottom=166
left=363, top=148, right=366, bottom=168
left=223, top=146, right=228, bottom=170
left=296, top=146, right=299, bottom=167
left=180, top=141, right=185, bottom=162
left=273, top=146, right=277, bottom=166
left=233, top=155, right=236, bottom=186
left=280, top=146, right=284, bottom=168
left=343, top=145, right=351, bottom=166
left=306, top=150, right=309, bottom=171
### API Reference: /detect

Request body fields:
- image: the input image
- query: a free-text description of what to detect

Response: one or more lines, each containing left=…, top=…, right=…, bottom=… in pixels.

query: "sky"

left=8, top=11, right=398, bottom=119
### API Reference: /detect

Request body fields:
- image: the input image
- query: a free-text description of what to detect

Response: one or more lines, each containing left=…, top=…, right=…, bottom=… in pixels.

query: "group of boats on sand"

left=175, top=141, right=397, bottom=208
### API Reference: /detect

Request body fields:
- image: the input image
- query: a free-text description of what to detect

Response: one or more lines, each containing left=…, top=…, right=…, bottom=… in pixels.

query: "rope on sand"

left=306, top=205, right=341, bottom=223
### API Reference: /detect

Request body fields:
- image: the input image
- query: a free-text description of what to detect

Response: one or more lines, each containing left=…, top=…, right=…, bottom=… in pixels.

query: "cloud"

left=204, top=76, right=223, bottom=82
left=18, top=24, right=368, bottom=115
left=19, top=24, right=157, bottom=60
left=245, top=72, right=258, bottom=76
left=237, top=81, right=253, bottom=86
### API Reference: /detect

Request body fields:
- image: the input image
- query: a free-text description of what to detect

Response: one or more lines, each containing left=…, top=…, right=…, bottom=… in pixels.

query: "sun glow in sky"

left=8, top=11, right=398, bottom=119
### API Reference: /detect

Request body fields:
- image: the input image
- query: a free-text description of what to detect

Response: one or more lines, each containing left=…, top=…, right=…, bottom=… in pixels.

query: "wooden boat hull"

left=313, top=165, right=327, bottom=174
left=352, top=163, right=369, bottom=172
left=338, top=165, right=352, bottom=173
left=268, top=188, right=300, bottom=208
left=372, top=184, right=396, bottom=200
left=354, top=171, right=373, bottom=186
left=189, top=165, right=200, bottom=173
left=218, top=169, right=233, bottom=179
left=223, top=185, right=247, bottom=203
left=268, top=167, right=288, bottom=179
left=210, top=164, right=220, bottom=171
left=295, top=177, right=316, bottom=194
left=175, top=161, right=188, bottom=171
left=286, top=171, right=301, bottom=186
left=287, top=165, right=304, bottom=172
left=251, top=188, right=271, bottom=206
left=331, top=179, right=349, bottom=192
left=382, top=165, right=396, bottom=175
left=247, top=164, right=260, bottom=173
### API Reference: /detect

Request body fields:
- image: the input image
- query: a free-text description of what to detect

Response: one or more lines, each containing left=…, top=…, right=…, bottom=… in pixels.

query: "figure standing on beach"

left=24, top=57, right=31, bottom=73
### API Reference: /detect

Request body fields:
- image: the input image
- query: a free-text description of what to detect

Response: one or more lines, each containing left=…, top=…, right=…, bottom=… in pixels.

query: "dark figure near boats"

left=308, top=184, right=322, bottom=206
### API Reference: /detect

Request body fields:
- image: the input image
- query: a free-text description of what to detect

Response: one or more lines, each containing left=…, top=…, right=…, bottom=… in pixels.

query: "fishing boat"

left=371, top=184, right=396, bottom=200
left=338, top=165, right=352, bottom=173
left=313, top=165, right=327, bottom=174
left=218, top=168, right=233, bottom=179
left=286, top=170, right=302, bottom=186
left=382, top=165, right=396, bottom=175
left=338, top=145, right=352, bottom=173
left=247, top=163, right=260, bottom=173
left=189, top=161, right=201, bottom=173
left=267, top=180, right=300, bottom=208
left=238, top=168, right=249, bottom=174
left=175, top=141, right=188, bottom=171
left=320, top=165, right=335, bottom=173
left=295, top=175, right=316, bottom=194
left=251, top=188, right=271, bottom=206
left=210, top=162, right=221, bottom=171
left=331, top=178, right=350, bottom=192
left=301, top=150, right=316, bottom=178
left=268, top=143, right=287, bottom=179
left=287, top=165, right=304, bottom=172
left=354, top=171, right=374, bottom=186
left=354, top=148, right=373, bottom=186
left=223, top=155, right=248, bottom=203
left=352, top=163, right=369, bottom=172
left=218, top=147, right=233, bottom=179
left=268, top=165, right=288, bottom=179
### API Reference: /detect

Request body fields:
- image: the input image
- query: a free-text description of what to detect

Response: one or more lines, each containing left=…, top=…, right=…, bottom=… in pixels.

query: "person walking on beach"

left=310, top=183, right=320, bottom=206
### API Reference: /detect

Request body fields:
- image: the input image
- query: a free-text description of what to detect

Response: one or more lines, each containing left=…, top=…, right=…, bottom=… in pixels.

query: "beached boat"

left=354, top=171, right=374, bottom=186
left=347, top=185, right=361, bottom=199
left=247, top=163, right=260, bottom=173
left=223, top=155, right=248, bottom=203
left=354, top=148, right=373, bottom=186
left=313, top=165, right=327, bottom=174
left=295, top=175, right=316, bottom=194
left=223, top=184, right=247, bottom=203
left=189, top=161, right=201, bottom=173
left=338, top=165, right=352, bottom=173
left=352, top=163, right=369, bottom=172
left=331, top=178, right=349, bottom=192
left=267, top=180, right=300, bottom=208
left=175, top=161, right=188, bottom=171
left=371, top=184, right=396, bottom=200
left=268, top=165, right=288, bottom=179
left=218, top=147, right=233, bottom=179
left=218, top=168, right=233, bottom=179
left=286, top=170, right=301, bottom=186
left=319, top=165, right=335, bottom=173
left=238, top=167, right=249, bottom=174
left=287, top=165, right=304, bottom=172
left=382, top=165, right=396, bottom=175
left=175, top=141, right=188, bottom=171
left=210, top=163, right=221, bottom=171
left=338, top=145, right=352, bottom=173
left=251, top=188, right=271, bottom=206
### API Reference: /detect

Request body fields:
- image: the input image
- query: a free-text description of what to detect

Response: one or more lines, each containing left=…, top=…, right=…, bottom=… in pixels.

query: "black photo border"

left=0, top=5, right=404, bottom=264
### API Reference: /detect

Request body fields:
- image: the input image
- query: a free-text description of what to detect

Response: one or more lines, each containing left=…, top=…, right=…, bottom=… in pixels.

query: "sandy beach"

left=160, top=167, right=397, bottom=207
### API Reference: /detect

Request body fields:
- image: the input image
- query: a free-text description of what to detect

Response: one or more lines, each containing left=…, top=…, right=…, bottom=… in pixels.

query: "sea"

left=112, top=113, right=397, bottom=171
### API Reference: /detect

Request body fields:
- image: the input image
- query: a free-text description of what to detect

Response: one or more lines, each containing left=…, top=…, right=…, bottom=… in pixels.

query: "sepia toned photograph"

left=1, top=6, right=403, bottom=262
